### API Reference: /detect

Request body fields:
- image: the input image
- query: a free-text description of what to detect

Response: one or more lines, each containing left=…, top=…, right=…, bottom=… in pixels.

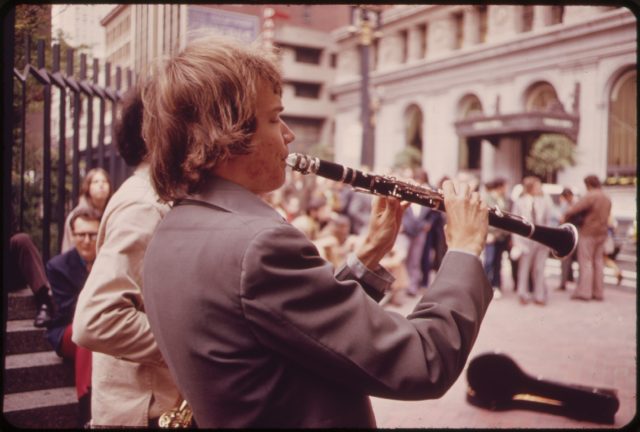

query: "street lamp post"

left=350, top=5, right=383, bottom=168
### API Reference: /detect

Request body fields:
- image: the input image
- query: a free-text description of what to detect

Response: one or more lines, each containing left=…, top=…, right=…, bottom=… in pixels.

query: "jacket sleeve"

left=46, top=259, right=78, bottom=355
left=239, top=223, right=492, bottom=400
left=564, top=194, right=593, bottom=220
left=334, top=253, right=394, bottom=302
left=72, top=198, right=167, bottom=366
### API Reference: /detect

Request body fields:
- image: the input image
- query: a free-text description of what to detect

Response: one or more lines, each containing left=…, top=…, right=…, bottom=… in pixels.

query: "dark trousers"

left=560, top=250, right=576, bottom=287
left=483, top=237, right=509, bottom=289
left=420, top=213, right=446, bottom=287
left=78, top=390, right=91, bottom=428
left=9, top=233, right=49, bottom=295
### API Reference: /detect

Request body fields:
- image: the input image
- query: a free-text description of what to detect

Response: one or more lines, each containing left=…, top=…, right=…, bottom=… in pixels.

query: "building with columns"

left=331, top=5, right=636, bottom=219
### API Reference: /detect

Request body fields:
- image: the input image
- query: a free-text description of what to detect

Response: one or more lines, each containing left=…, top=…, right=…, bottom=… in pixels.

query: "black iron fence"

left=10, top=37, right=134, bottom=262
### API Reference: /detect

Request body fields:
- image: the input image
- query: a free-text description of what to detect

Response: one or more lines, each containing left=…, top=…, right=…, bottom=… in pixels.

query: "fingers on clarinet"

left=371, top=195, right=384, bottom=211
left=391, top=198, right=404, bottom=215
left=442, top=180, right=455, bottom=195
left=459, top=182, right=470, bottom=198
left=381, top=197, right=394, bottom=213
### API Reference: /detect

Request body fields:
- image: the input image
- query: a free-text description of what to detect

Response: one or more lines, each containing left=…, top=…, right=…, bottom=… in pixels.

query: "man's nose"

left=282, top=122, right=295, bottom=144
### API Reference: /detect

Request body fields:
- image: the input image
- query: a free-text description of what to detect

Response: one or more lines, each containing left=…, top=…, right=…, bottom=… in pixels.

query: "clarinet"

left=285, top=153, right=578, bottom=259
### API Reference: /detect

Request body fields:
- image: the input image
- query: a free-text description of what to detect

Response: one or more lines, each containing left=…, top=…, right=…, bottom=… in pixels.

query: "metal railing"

left=10, top=36, right=134, bottom=262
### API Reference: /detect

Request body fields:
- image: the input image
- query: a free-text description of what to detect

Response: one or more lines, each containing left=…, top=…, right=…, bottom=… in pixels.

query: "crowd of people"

left=5, top=32, right=623, bottom=428
left=262, top=167, right=618, bottom=309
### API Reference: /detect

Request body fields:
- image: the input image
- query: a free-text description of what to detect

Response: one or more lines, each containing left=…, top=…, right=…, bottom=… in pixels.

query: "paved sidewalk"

left=372, top=268, right=637, bottom=429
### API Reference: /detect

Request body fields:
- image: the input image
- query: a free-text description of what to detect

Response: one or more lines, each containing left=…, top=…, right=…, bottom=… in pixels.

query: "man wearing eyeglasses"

left=45, top=205, right=101, bottom=428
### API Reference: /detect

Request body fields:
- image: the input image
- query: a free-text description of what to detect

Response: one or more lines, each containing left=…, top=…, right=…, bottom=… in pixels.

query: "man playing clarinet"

left=141, top=33, right=492, bottom=428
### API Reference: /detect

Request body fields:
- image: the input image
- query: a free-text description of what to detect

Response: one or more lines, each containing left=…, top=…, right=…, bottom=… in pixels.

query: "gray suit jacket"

left=143, top=176, right=492, bottom=428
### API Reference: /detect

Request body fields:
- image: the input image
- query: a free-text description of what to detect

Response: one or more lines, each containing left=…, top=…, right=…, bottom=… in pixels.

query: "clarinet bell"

left=466, top=352, right=619, bottom=424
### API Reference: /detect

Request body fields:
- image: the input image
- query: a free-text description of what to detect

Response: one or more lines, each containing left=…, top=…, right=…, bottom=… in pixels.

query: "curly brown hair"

left=141, top=34, right=282, bottom=202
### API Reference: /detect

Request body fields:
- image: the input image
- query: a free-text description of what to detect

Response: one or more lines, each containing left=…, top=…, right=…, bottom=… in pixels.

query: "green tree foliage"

left=12, top=5, right=51, bottom=250
left=393, top=146, right=423, bottom=169
left=14, top=4, right=52, bottom=68
left=526, top=133, right=577, bottom=183
left=12, top=4, right=87, bottom=255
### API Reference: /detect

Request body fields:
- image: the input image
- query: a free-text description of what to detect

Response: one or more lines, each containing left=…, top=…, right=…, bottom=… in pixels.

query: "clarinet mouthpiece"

left=286, top=153, right=318, bottom=175
left=285, top=153, right=300, bottom=169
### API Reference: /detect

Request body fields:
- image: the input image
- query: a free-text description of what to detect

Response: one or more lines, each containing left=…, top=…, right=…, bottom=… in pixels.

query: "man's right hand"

left=442, top=180, right=488, bottom=257
left=356, top=196, right=409, bottom=270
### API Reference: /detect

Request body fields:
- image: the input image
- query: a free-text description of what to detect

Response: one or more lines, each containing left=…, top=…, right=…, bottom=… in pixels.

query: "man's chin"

left=254, top=178, right=286, bottom=195
left=269, top=177, right=286, bottom=192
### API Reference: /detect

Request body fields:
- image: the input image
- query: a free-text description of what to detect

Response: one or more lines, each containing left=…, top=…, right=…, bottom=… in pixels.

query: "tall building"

left=101, top=4, right=351, bottom=155
left=51, top=4, right=113, bottom=59
left=331, top=5, right=636, bottom=218
left=50, top=5, right=115, bottom=171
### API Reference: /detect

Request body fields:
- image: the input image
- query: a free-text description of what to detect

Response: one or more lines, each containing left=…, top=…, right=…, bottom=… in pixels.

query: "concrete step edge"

left=8, top=287, right=34, bottom=298
left=3, top=386, right=77, bottom=412
left=5, top=319, right=43, bottom=332
left=5, top=350, right=64, bottom=369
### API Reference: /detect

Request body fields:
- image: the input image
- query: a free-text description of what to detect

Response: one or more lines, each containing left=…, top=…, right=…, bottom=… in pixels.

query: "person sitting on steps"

left=8, top=232, right=55, bottom=327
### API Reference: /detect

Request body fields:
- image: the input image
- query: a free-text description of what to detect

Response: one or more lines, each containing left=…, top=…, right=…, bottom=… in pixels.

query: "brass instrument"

left=286, top=153, right=578, bottom=258
left=158, top=399, right=193, bottom=428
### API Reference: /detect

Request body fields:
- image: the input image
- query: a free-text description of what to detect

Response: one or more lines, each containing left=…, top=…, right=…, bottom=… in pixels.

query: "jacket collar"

left=189, top=176, right=283, bottom=221
left=133, top=161, right=151, bottom=179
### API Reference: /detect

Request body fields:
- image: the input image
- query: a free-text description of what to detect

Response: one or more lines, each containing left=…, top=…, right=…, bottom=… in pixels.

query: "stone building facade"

left=330, top=5, right=636, bottom=217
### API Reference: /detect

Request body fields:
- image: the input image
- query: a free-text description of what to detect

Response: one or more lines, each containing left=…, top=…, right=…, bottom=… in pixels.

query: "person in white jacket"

left=72, top=86, right=179, bottom=427
left=511, top=176, right=554, bottom=305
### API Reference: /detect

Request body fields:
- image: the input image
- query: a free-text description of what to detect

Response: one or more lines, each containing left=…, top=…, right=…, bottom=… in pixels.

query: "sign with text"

left=187, top=6, right=259, bottom=44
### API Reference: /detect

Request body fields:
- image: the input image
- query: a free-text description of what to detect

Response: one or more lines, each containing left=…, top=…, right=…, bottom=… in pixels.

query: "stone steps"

left=4, top=351, right=74, bottom=394
left=3, top=387, right=79, bottom=429
left=3, top=288, right=79, bottom=428
left=7, top=287, right=41, bottom=320
left=5, top=319, right=54, bottom=355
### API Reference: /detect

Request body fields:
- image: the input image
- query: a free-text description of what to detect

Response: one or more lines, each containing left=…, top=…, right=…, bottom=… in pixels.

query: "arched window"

left=608, top=69, right=636, bottom=177
left=404, top=104, right=423, bottom=151
left=457, top=94, right=484, bottom=170
left=524, top=82, right=561, bottom=112
left=459, top=96, right=483, bottom=119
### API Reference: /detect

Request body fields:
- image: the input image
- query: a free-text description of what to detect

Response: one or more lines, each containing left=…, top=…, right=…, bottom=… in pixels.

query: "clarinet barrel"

left=285, top=153, right=578, bottom=258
